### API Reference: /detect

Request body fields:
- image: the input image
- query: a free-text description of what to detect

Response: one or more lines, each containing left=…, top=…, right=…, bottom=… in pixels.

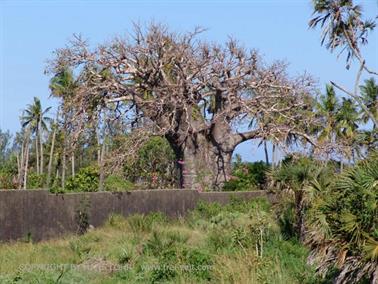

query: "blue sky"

left=0, top=0, right=377, bottom=161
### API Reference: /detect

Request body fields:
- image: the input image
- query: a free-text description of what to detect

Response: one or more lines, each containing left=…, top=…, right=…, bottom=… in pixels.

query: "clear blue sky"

left=1, top=0, right=377, bottom=161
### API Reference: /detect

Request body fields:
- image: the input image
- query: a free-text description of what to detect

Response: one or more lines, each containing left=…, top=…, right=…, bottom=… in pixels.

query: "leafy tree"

left=0, top=129, right=12, bottom=164
left=108, top=136, right=177, bottom=189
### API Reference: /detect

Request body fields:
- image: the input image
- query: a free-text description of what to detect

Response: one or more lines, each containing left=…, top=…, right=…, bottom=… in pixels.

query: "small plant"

left=75, top=197, right=90, bottom=234
left=107, top=214, right=126, bottom=228
left=118, top=249, right=132, bottom=265
left=69, top=240, right=92, bottom=262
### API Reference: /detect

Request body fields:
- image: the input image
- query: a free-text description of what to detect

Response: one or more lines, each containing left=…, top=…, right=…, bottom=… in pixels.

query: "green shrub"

left=183, top=248, right=213, bottom=280
left=0, top=154, right=18, bottom=188
left=123, top=136, right=178, bottom=189
left=0, top=171, right=14, bottom=189
left=223, top=161, right=269, bottom=191
left=26, top=173, right=46, bottom=189
left=307, top=152, right=378, bottom=283
left=104, top=175, right=134, bottom=191
left=65, top=166, right=99, bottom=192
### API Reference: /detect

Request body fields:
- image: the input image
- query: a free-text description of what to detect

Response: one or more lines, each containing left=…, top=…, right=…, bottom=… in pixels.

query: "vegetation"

left=0, top=198, right=320, bottom=283
left=223, top=156, right=269, bottom=191
left=0, top=0, right=377, bottom=282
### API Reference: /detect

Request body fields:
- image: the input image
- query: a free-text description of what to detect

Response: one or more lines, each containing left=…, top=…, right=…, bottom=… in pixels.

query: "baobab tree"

left=47, top=24, right=317, bottom=190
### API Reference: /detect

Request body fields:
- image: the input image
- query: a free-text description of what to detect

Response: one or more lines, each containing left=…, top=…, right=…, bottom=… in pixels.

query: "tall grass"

left=0, top=198, right=319, bottom=283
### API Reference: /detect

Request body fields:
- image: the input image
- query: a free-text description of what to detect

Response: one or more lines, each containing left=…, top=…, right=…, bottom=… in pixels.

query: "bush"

left=104, top=175, right=134, bottom=191
left=306, top=152, right=378, bottom=283
left=26, top=173, right=46, bottom=189
left=223, top=161, right=269, bottom=191
left=123, top=136, right=178, bottom=189
left=65, top=166, right=99, bottom=192
left=0, top=154, right=18, bottom=188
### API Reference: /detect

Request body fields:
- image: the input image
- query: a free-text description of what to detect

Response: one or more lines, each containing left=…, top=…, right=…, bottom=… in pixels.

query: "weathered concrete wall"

left=0, top=189, right=269, bottom=242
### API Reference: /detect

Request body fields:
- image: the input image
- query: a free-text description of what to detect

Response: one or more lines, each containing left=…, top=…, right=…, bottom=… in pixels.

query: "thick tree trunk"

left=163, top=106, right=260, bottom=190
left=167, top=132, right=233, bottom=190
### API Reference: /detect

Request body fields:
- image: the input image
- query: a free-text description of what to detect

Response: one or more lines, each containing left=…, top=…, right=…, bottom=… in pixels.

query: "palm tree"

left=309, top=0, right=375, bottom=67
left=21, top=97, right=51, bottom=176
left=49, top=68, right=77, bottom=187
left=270, top=157, right=326, bottom=242
left=16, top=125, right=31, bottom=189
left=309, top=0, right=378, bottom=129
left=360, top=78, right=378, bottom=128
left=46, top=109, right=59, bottom=187
left=336, top=97, right=361, bottom=162
left=316, top=85, right=340, bottom=153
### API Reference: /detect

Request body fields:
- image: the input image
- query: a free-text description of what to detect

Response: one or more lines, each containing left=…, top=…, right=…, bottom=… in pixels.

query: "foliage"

left=270, top=156, right=335, bottom=240
left=0, top=198, right=320, bottom=283
left=26, top=173, right=46, bottom=189
left=0, top=129, right=12, bottom=163
left=122, top=136, right=177, bottom=189
left=104, top=175, right=134, bottom=192
left=0, top=154, right=18, bottom=189
left=223, top=160, right=269, bottom=191
left=65, top=166, right=99, bottom=192
left=306, top=152, right=378, bottom=283
left=309, top=0, right=376, bottom=67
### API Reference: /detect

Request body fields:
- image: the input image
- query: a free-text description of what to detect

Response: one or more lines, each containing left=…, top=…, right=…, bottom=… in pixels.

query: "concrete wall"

left=0, top=189, right=270, bottom=242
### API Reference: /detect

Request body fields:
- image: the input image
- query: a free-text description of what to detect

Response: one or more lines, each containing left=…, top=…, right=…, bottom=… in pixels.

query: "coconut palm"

left=316, top=85, right=339, bottom=143
left=49, top=68, right=76, bottom=99
left=49, top=68, right=77, bottom=187
left=336, top=97, right=361, bottom=161
left=360, top=78, right=378, bottom=128
left=309, top=0, right=376, bottom=67
left=21, top=97, right=51, bottom=176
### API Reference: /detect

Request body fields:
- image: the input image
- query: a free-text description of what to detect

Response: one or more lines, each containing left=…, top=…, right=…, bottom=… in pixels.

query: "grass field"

left=0, top=198, right=320, bottom=283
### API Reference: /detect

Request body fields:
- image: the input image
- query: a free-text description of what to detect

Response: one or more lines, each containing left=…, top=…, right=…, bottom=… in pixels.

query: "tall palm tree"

left=49, top=68, right=77, bottom=187
left=336, top=98, right=361, bottom=162
left=316, top=85, right=340, bottom=145
left=21, top=97, right=51, bottom=176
